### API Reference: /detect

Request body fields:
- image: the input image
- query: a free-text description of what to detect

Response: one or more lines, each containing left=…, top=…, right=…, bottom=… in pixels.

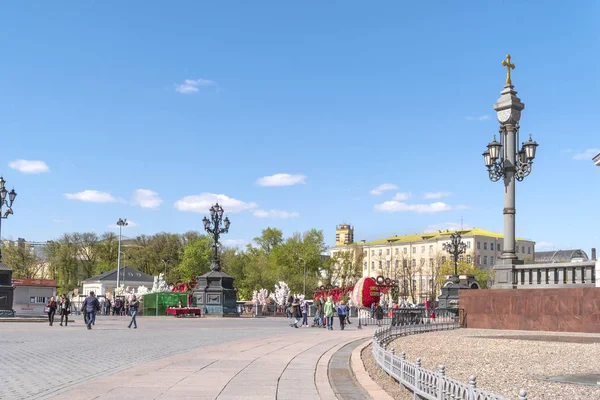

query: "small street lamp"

left=442, top=232, right=467, bottom=284
left=482, top=54, right=540, bottom=288
left=298, top=257, right=307, bottom=295
left=0, top=177, right=17, bottom=261
left=162, top=258, right=170, bottom=277
left=202, top=203, right=230, bottom=271
left=116, top=218, right=128, bottom=290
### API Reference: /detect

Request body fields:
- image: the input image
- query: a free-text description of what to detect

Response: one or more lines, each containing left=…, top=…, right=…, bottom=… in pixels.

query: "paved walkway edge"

left=316, top=340, right=348, bottom=400
left=350, top=339, right=394, bottom=400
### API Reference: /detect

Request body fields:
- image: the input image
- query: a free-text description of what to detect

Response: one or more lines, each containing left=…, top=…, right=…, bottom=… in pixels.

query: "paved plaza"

left=0, top=315, right=376, bottom=400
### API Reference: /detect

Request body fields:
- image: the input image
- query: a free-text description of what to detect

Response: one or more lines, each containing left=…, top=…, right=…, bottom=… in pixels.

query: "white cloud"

left=572, top=148, right=600, bottom=161
left=370, top=184, right=398, bottom=196
left=535, top=241, right=555, bottom=250
left=424, top=191, right=451, bottom=200
left=255, top=173, right=306, bottom=187
left=64, top=190, right=118, bottom=203
left=108, top=220, right=138, bottom=228
left=393, top=192, right=411, bottom=201
left=253, top=209, right=300, bottom=219
left=455, top=204, right=470, bottom=210
left=9, top=159, right=49, bottom=174
left=132, top=189, right=163, bottom=209
left=424, top=222, right=473, bottom=233
left=374, top=201, right=452, bottom=214
left=465, top=115, right=490, bottom=121
left=175, top=78, right=216, bottom=94
left=222, top=239, right=247, bottom=246
left=174, top=193, right=257, bottom=213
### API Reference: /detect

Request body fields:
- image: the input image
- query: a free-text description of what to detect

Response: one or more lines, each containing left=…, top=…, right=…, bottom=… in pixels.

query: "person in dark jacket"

left=375, top=303, right=384, bottom=327
left=59, top=294, right=70, bottom=326
left=46, top=296, right=57, bottom=326
left=337, top=301, right=348, bottom=330
left=128, top=295, right=140, bottom=329
left=81, top=291, right=100, bottom=330
left=290, top=298, right=302, bottom=328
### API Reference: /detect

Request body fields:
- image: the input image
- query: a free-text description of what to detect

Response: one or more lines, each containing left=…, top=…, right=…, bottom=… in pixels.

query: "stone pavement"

left=0, top=315, right=377, bottom=400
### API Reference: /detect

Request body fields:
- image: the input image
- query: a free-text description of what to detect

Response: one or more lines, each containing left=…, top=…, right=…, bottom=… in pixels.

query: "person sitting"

left=177, top=299, right=183, bottom=308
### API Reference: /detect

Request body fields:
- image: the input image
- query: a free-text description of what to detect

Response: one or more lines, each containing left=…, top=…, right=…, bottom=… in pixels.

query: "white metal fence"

left=372, top=322, right=528, bottom=400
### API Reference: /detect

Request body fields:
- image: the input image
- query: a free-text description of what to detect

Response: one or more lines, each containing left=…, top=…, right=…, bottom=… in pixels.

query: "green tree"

left=45, top=234, right=80, bottom=293
left=327, top=243, right=364, bottom=288
left=173, top=235, right=212, bottom=282
left=436, top=261, right=492, bottom=289
left=3, top=240, right=41, bottom=278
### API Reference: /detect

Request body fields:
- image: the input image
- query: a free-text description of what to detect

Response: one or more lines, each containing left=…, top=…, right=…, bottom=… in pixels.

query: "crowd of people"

left=286, top=295, right=355, bottom=330
left=44, top=294, right=71, bottom=326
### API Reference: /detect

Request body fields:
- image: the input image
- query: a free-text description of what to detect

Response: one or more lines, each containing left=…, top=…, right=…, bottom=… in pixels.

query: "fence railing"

left=372, top=321, right=528, bottom=400
left=514, top=261, right=596, bottom=287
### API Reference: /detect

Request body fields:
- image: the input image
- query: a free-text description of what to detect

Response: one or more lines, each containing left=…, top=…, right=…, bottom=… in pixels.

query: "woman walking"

left=337, top=300, right=348, bottom=330
left=324, top=296, right=334, bottom=330
left=290, top=298, right=302, bottom=328
left=300, top=299, right=309, bottom=327
left=59, top=295, right=70, bottom=326
left=128, top=295, right=140, bottom=329
left=46, top=296, right=57, bottom=326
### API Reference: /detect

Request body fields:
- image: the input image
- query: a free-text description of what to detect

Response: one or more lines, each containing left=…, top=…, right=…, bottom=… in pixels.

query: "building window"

left=378, top=261, right=382, bottom=268
left=429, top=245, right=433, bottom=254
left=29, top=296, right=35, bottom=303
left=429, top=258, right=434, bottom=268
left=476, top=255, right=481, bottom=265
left=335, top=234, right=340, bottom=242
left=459, top=255, right=464, bottom=262
left=522, top=246, right=525, bottom=253
left=477, top=242, right=480, bottom=249
left=491, top=256, right=494, bottom=265
left=528, top=247, right=531, bottom=254
left=491, top=243, right=494, bottom=251
left=386, top=260, right=390, bottom=269
left=412, top=259, right=416, bottom=267
left=498, top=244, right=501, bottom=251
left=420, top=259, right=425, bottom=267
left=484, top=242, right=488, bottom=250
left=516, top=246, right=519, bottom=253
left=386, top=249, right=390, bottom=255
left=484, top=256, right=488, bottom=265
left=412, top=247, right=416, bottom=254
left=441, top=256, right=446, bottom=264
left=395, top=248, right=399, bottom=255
left=379, top=249, right=382, bottom=256
left=371, top=250, right=374, bottom=256
left=421, top=246, right=425, bottom=253
left=403, top=260, right=408, bottom=268
left=371, top=261, right=374, bottom=269
left=35, top=296, right=46, bottom=304
left=466, top=255, right=472, bottom=264
left=363, top=251, right=367, bottom=257
left=467, top=241, right=471, bottom=248
left=404, top=248, right=408, bottom=255
left=395, top=260, right=399, bottom=268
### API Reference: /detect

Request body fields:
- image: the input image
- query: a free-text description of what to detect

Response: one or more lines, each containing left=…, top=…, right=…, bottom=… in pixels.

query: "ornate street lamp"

left=202, top=203, right=230, bottom=271
left=482, top=54, right=540, bottom=289
left=442, top=232, right=467, bottom=284
left=0, top=176, right=17, bottom=261
left=116, top=218, right=128, bottom=290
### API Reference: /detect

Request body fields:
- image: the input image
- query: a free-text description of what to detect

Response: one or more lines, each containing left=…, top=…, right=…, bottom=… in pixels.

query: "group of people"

left=287, top=296, right=351, bottom=331
left=45, top=294, right=71, bottom=326
left=101, top=297, right=130, bottom=316
left=46, top=291, right=140, bottom=330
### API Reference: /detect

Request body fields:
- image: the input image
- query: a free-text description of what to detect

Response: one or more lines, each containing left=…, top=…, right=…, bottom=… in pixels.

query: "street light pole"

left=116, top=218, right=128, bottom=290
left=442, top=232, right=467, bottom=284
left=202, top=203, right=230, bottom=271
left=482, top=54, right=539, bottom=289
left=0, top=177, right=17, bottom=262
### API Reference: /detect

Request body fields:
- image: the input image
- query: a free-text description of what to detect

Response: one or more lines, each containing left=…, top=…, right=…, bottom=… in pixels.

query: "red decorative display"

left=351, top=277, right=380, bottom=308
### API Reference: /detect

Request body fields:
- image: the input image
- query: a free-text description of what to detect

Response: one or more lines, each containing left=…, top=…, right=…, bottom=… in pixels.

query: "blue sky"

left=0, top=1, right=598, bottom=253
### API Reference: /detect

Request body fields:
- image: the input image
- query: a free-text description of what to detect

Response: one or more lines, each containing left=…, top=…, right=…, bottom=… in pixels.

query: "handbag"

left=43, top=306, right=50, bottom=313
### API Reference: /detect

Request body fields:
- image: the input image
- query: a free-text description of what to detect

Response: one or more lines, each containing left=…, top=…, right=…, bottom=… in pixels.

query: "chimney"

left=592, top=248, right=597, bottom=261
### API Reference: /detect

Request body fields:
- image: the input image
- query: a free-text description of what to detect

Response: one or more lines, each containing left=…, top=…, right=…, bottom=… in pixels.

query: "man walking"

left=128, top=295, right=140, bottom=329
left=81, top=291, right=100, bottom=330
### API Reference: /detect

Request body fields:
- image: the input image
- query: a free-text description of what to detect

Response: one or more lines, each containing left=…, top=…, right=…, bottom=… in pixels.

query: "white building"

left=81, top=266, right=154, bottom=297
left=330, top=227, right=535, bottom=302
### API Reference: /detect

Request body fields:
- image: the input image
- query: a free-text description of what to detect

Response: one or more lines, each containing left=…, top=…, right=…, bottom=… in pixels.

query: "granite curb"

left=350, top=339, right=393, bottom=400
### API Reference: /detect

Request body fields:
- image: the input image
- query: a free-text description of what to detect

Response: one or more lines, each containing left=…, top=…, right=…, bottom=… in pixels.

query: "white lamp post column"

left=116, top=218, right=128, bottom=290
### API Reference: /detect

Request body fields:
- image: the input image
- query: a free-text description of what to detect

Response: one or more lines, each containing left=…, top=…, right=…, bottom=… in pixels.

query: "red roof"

left=12, top=278, right=57, bottom=287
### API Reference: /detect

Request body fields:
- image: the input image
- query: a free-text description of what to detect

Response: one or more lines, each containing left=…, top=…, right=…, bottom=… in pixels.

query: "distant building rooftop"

left=535, top=249, right=589, bottom=263
left=594, top=152, right=600, bottom=166
left=360, top=228, right=532, bottom=246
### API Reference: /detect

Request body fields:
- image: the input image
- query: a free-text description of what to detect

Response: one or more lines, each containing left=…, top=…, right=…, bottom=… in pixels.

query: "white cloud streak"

left=255, top=173, right=306, bottom=187
left=424, top=191, right=451, bottom=200
left=174, top=193, right=257, bottom=213
left=424, top=222, right=473, bottom=233
left=132, top=189, right=163, bottom=209
left=393, top=192, right=411, bottom=201
left=374, top=201, right=452, bottom=214
left=253, top=209, right=300, bottom=219
left=64, top=190, right=119, bottom=203
left=465, top=115, right=490, bottom=121
left=370, top=184, right=398, bottom=196
left=175, top=78, right=216, bottom=94
left=573, top=148, right=600, bottom=161
left=9, top=159, right=49, bottom=174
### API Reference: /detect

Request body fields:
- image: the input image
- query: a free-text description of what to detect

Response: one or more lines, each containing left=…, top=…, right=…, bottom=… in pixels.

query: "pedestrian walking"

left=46, top=296, right=57, bottom=326
left=324, top=296, right=334, bottom=330
left=337, top=300, right=348, bottom=330
left=286, top=295, right=293, bottom=319
left=128, top=295, right=140, bottom=329
left=300, top=299, right=308, bottom=327
left=59, top=295, right=70, bottom=326
left=313, top=296, right=324, bottom=327
left=375, top=303, right=384, bottom=327
left=290, top=298, right=302, bottom=328
left=81, top=291, right=100, bottom=330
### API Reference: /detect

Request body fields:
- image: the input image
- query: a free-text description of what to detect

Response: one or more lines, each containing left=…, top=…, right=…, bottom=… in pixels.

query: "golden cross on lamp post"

left=502, top=54, right=515, bottom=86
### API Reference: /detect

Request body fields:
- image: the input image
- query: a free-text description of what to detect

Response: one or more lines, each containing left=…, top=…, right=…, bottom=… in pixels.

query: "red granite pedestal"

left=460, top=288, right=600, bottom=333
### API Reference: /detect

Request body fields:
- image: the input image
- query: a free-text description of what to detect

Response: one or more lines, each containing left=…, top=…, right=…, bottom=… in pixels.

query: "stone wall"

left=460, top=288, right=600, bottom=333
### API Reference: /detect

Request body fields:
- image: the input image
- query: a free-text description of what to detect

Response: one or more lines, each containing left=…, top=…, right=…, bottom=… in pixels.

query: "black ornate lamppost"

left=442, top=232, right=467, bottom=284
left=202, top=203, right=230, bottom=272
left=482, top=54, right=539, bottom=289
left=192, top=203, right=238, bottom=316
left=0, top=177, right=17, bottom=261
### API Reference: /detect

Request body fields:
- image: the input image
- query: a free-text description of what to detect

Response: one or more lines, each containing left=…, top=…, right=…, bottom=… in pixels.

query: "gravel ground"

left=361, top=343, right=412, bottom=400
left=382, top=329, right=600, bottom=400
